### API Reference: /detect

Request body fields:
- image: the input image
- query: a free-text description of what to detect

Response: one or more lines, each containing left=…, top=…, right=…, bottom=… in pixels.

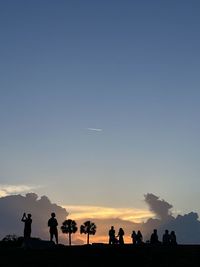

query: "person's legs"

left=50, top=232, right=53, bottom=242
left=55, top=229, right=58, bottom=244
left=27, top=231, right=31, bottom=239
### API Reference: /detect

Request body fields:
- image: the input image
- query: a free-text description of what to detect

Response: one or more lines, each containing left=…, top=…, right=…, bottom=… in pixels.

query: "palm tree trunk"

left=87, top=233, right=89, bottom=244
left=69, top=233, right=71, bottom=246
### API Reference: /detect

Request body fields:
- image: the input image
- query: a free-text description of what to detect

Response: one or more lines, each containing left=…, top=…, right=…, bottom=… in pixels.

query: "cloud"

left=65, top=195, right=200, bottom=244
left=144, top=193, right=173, bottom=220
left=87, top=128, right=103, bottom=132
left=74, top=218, right=140, bottom=244
left=63, top=205, right=153, bottom=223
left=0, top=193, right=68, bottom=242
left=1, top=192, right=200, bottom=244
left=143, top=193, right=200, bottom=244
left=62, top=205, right=153, bottom=244
left=0, top=184, right=39, bottom=197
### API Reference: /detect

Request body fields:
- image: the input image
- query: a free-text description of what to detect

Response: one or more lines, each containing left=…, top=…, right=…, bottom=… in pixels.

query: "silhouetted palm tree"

left=80, top=220, right=96, bottom=244
left=61, top=219, right=78, bottom=245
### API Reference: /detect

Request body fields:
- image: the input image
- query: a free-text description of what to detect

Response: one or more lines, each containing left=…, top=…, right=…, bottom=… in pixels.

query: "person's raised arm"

left=21, top=212, right=26, bottom=222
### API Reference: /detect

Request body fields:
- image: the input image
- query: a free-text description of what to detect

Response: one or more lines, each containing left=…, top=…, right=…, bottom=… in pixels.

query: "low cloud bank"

left=0, top=193, right=200, bottom=244
left=70, top=194, right=200, bottom=244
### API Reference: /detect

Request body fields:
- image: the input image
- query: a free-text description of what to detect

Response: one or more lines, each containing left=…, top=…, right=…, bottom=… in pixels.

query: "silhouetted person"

left=48, top=212, right=58, bottom=244
left=170, top=230, right=177, bottom=245
left=162, top=229, right=170, bottom=245
left=117, top=228, right=125, bottom=245
left=131, top=230, right=137, bottom=244
left=21, top=213, right=32, bottom=239
left=136, top=230, right=143, bottom=244
left=109, top=226, right=116, bottom=244
left=150, top=229, right=159, bottom=245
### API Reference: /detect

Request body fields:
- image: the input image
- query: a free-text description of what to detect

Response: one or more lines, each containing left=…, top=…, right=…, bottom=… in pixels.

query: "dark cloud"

left=0, top=193, right=68, bottom=242
left=143, top=193, right=200, bottom=244
left=157, top=212, right=200, bottom=244
left=144, top=193, right=173, bottom=221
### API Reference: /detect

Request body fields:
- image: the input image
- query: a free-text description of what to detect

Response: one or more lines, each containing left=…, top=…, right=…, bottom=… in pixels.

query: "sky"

left=1, top=0, right=200, bottom=224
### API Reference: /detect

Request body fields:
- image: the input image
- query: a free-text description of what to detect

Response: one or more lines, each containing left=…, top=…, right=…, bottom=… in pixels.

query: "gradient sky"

left=1, top=1, right=200, bottom=218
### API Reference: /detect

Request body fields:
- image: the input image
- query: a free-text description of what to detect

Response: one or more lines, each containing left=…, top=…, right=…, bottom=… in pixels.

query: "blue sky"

left=0, top=1, right=200, bottom=216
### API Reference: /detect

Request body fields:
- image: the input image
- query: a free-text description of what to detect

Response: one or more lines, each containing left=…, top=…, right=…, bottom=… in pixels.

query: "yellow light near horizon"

left=62, top=205, right=153, bottom=223
left=60, top=205, right=154, bottom=245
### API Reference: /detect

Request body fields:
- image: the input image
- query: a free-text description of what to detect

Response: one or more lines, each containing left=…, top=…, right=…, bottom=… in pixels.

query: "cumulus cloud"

left=143, top=193, right=200, bottom=244
left=0, top=184, right=39, bottom=197
left=144, top=193, right=173, bottom=220
left=0, top=193, right=68, bottom=242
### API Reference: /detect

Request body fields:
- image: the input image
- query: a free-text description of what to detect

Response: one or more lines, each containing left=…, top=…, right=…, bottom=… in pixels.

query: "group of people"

left=109, top=226, right=141, bottom=245
left=148, top=229, right=177, bottom=245
left=21, top=213, right=177, bottom=246
left=21, top=212, right=59, bottom=244
left=109, top=226, right=125, bottom=245
left=131, top=230, right=143, bottom=244
left=109, top=226, right=177, bottom=245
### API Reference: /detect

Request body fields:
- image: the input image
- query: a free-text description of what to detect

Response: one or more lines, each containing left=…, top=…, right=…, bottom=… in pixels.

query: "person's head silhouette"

left=51, top=212, right=56, bottom=218
left=27, top=214, right=32, bottom=219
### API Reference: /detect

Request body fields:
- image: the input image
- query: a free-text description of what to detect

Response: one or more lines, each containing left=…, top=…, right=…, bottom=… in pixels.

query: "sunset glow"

left=62, top=205, right=154, bottom=244
left=63, top=205, right=153, bottom=223
left=1, top=0, right=200, bottom=249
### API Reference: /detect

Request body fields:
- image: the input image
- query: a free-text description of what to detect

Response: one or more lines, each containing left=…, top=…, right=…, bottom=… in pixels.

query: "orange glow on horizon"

left=60, top=204, right=153, bottom=244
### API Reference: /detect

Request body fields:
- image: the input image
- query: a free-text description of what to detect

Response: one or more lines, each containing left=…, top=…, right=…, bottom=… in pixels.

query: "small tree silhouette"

left=80, top=220, right=96, bottom=244
left=2, top=234, right=18, bottom=242
left=61, top=219, right=78, bottom=245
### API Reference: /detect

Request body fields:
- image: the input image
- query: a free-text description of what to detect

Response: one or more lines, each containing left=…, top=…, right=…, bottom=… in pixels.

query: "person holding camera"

left=21, top=212, right=32, bottom=239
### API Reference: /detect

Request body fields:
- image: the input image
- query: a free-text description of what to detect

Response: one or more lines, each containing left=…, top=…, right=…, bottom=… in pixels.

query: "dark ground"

left=1, top=244, right=200, bottom=267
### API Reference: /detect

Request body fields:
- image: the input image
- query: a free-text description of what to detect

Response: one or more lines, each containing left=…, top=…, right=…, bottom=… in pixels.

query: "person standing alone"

left=21, top=213, right=32, bottom=240
left=48, top=212, right=58, bottom=244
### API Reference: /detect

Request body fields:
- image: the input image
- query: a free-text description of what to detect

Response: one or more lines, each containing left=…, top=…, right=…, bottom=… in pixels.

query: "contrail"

left=87, top=128, right=103, bottom=132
